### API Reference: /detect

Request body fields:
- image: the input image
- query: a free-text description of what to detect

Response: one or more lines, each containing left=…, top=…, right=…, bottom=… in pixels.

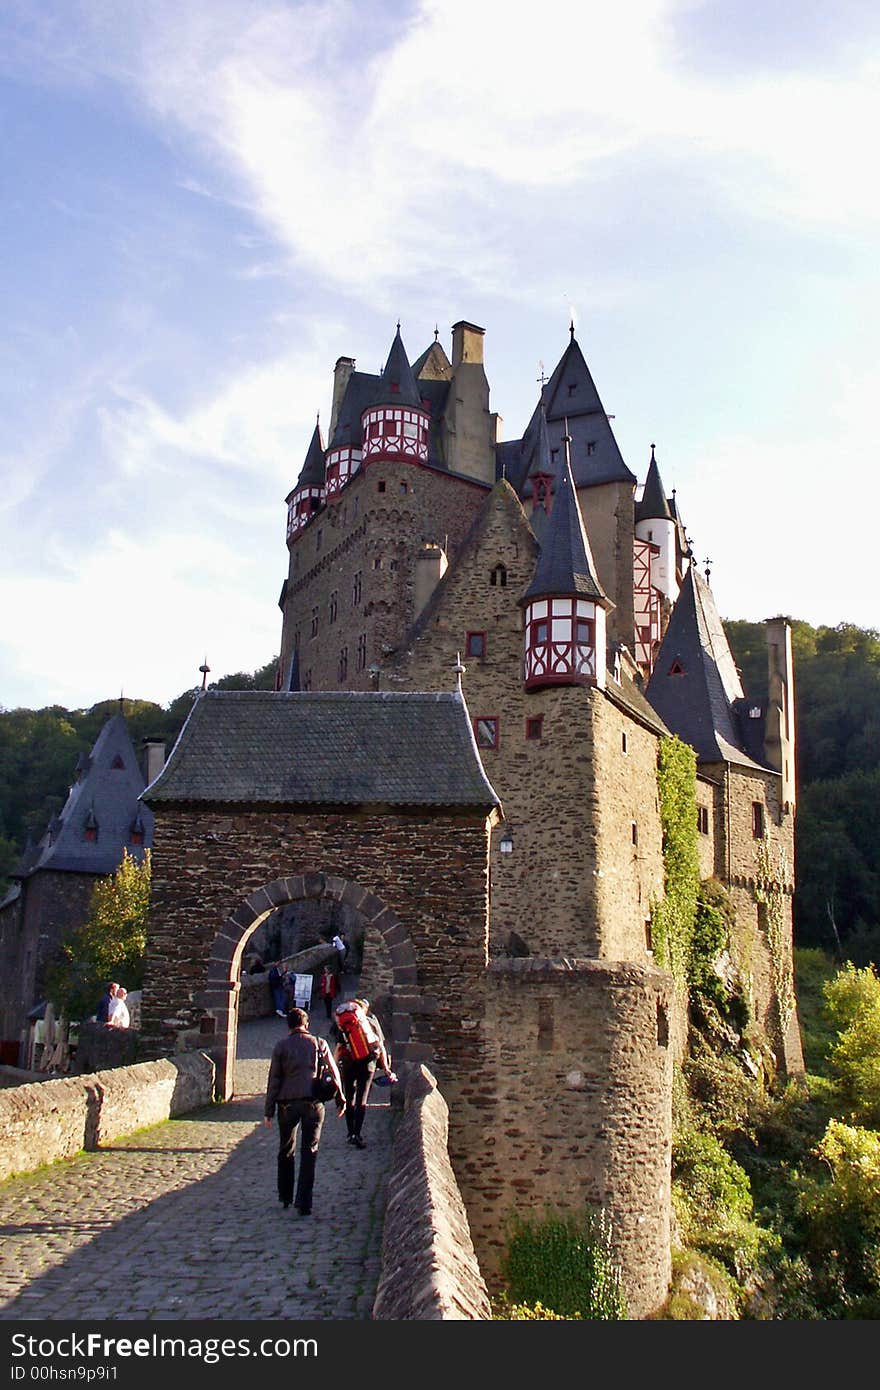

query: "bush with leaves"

left=672, top=1128, right=777, bottom=1288
left=47, top=849, right=151, bottom=1020
left=792, top=1120, right=880, bottom=1318
left=500, top=1208, right=626, bottom=1320
left=822, top=962, right=880, bottom=1123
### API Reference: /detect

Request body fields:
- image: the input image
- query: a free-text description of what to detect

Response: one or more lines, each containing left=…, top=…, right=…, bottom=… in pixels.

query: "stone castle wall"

left=0, top=870, right=96, bottom=1049
left=446, top=956, right=673, bottom=1321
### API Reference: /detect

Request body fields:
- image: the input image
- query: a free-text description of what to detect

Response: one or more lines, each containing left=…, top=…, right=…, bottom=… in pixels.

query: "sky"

left=2, top=0, right=879, bottom=713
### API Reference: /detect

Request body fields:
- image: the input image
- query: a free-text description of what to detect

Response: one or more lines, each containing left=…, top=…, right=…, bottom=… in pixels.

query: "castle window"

left=377, top=480, right=386, bottom=493
left=338, top=647, right=348, bottom=682
left=490, top=563, right=507, bottom=587
left=390, top=381, right=400, bottom=393
left=525, top=716, right=543, bottom=741
left=354, top=496, right=360, bottom=517
left=567, top=383, right=576, bottom=396
left=621, top=731, right=627, bottom=753
left=752, top=802, right=765, bottom=839
left=357, top=633, right=367, bottom=671
left=474, top=717, right=499, bottom=750
left=466, top=631, right=486, bottom=659
left=374, top=556, right=382, bottom=570
left=390, top=559, right=398, bottom=572
left=310, top=606, right=319, bottom=638
left=303, top=668, right=312, bottom=691
left=586, top=441, right=596, bottom=456
left=631, top=821, right=639, bottom=846
left=84, top=811, right=99, bottom=843
left=400, top=481, right=408, bottom=495
left=329, top=591, right=338, bottom=624
left=551, top=448, right=559, bottom=462
left=316, top=528, right=323, bottom=553
left=130, top=821, right=145, bottom=847
left=645, top=919, right=654, bottom=953
left=111, top=754, right=125, bottom=770
left=697, top=806, right=710, bottom=835
left=669, top=659, right=685, bottom=676
left=352, top=571, right=362, bottom=605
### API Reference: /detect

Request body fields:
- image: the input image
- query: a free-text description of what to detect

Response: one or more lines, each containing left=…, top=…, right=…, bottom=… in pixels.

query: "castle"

left=277, top=318, right=800, bottom=1059
left=134, top=316, right=802, bottom=1318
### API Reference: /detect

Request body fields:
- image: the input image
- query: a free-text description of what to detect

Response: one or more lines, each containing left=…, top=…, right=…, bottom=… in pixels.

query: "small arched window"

left=490, top=563, right=507, bottom=588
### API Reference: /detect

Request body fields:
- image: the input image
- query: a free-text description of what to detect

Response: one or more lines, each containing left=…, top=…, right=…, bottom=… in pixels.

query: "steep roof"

left=521, top=453, right=611, bottom=607
left=142, top=690, right=500, bottom=810
left=327, top=370, right=381, bottom=450
left=646, top=567, right=768, bottom=770
left=635, top=447, right=673, bottom=523
left=373, top=325, right=423, bottom=408
left=411, top=338, right=452, bottom=380
left=511, top=334, right=636, bottom=495
left=289, top=418, right=325, bottom=493
left=17, top=712, right=153, bottom=877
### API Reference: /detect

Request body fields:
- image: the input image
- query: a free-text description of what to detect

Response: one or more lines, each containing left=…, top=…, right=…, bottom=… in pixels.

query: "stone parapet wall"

left=373, top=1064, right=491, bottom=1321
left=0, top=1052, right=215, bottom=1182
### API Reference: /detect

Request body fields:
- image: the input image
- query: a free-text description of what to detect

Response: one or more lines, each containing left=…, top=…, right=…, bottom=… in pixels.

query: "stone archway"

left=203, top=870, right=419, bottom=1099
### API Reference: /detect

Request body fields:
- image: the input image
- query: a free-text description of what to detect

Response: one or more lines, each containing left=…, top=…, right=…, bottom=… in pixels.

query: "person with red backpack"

left=331, top=997, right=396, bottom=1149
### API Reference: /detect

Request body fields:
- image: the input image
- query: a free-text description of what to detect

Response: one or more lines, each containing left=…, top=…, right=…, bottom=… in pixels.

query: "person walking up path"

left=0, top=1016, right=392, bottom=1321
left=264, top=1008, right=345, bottom=1215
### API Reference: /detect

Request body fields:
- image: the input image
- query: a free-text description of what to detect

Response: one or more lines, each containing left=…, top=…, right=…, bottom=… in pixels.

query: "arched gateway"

left=138, top=689, right=501, bottom=1099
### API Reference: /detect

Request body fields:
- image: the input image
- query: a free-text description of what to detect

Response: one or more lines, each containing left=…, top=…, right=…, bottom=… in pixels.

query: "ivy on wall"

left=754, top=839, right=795, bottom=1032
left=652, top=736, right=700, bottom=988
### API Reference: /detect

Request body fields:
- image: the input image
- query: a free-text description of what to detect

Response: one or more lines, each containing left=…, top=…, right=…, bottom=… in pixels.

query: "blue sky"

left=2, top=0, right=879, bottom=712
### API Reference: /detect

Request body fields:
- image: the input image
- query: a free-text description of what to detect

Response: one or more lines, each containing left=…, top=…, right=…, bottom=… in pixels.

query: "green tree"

left=823, top=962, right=880, bottom=1123
left=48, top=850, right=151, bottom=1019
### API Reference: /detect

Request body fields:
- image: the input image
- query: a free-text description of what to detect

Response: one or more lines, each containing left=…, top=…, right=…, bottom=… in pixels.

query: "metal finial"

left=452, top=651, right=466, bottom=693
left=434, top=323, right=439, bottom=342
left=199, top=657, right=211, bottom=692
left=650, top=442, right=656, bottom=461
left=396, top=319, right=401, bottom=332
left=569, top=317, right=575, bottom=340
left=704, top=557, right=712, bottom=583
left=537, top=360, right=547, bottom=388
left=119, top=689, right=124, bottom=714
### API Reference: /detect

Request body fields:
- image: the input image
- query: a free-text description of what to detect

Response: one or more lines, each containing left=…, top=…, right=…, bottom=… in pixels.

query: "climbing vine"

left=651, top=736, right=700, bottom=989
left=754, top=839, right=795, bottom=1032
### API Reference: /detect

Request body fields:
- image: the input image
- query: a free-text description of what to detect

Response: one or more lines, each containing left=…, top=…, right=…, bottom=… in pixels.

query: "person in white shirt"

left=107, top=987, right=130, bottom=1029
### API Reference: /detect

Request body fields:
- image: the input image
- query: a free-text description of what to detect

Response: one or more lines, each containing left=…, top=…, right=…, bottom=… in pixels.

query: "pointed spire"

left=635, top=444, right=673, bottom=523
left=374, top=325, right=422, bottom=408
left=295, top=417, right=326, bottom=488
left=521, top=441, right=611, bottom=608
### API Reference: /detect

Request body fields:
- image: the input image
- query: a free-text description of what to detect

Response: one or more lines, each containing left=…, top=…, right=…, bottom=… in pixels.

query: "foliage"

left=793, top=947, right=837, bottom=1075
left=822, top=963, right=880, bottom=1123
left=491, top=1297, right=581, bottom=1320
left=500, top=1208, right=626, bottom=1320
left=651, top=1250, right=736, bottom=1320
left=46, top=849, right=151, bottom=1019
left=791, top=1120, right=880, bottom=1318
left=726, top=619, right=880, bottom=960
left=651, top=735, right=700, bottom=986
left=753, top=839, right=796, bottom=1034
left=672, top=1127, right=774, bottom=1288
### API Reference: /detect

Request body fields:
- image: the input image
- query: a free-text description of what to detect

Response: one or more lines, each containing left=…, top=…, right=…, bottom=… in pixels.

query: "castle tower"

left=285, top=418, right=325, bottom=541
left=520, top=438, right=613, bottom=691
left=360, top=325, right=430, bottom=468
left=635, top=445, right=676, bottom=601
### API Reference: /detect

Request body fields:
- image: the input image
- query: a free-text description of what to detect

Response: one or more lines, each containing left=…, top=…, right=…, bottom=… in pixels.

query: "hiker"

left=268, top=962, right=286, bottom=1017
left=331, top=997, right=396, bottom=1150
left=264, top=1008, right=345, bottom=1215
left=318, top=964, right=339, bottom=1021
left=331, top=932, right=347, bottom=975
left=95, top=982, right=119, bottom=1024
left=107, top=987, right=130, bottom=1029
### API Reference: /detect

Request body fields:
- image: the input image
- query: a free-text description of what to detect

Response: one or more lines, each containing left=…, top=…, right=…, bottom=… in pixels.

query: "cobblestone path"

left=0, top=1015, right=394, bottom=1321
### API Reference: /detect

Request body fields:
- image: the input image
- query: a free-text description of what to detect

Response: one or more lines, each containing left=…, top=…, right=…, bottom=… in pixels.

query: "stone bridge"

left=0, top=1014, right=489, bottom=1322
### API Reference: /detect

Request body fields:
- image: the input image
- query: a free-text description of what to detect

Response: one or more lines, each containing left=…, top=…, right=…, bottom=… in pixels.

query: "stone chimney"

left=451, top=321, right=485, bottom=368
left=142, top=738, right=166, bottom=788
left=764, top=617, right=796, bottom=814
left=413, top=544, right=448, bottom=621
left=329, top=356, right=356, bottom=440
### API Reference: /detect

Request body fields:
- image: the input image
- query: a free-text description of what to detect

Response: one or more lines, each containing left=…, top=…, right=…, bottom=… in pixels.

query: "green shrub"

left=672, top=1129, right=776, bottom=1286
left=491, top=1298, right=581, bottom=1320
left=823, top=962, right=880, bottom=1121
left=792, top=1120, right=880, bottom=1318
left=500, top=1208, right=626, bottom=1320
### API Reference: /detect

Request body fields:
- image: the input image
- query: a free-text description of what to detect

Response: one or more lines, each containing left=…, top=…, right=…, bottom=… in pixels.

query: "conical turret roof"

left=527, top=407, right=554, bottom=480
left=521, top=446, right=611, bottom=607
left=635, top=446, right=673, bottom=523
left=293, top=418, right=325, bottom=489
left=372, top=325, right=422, bottom=409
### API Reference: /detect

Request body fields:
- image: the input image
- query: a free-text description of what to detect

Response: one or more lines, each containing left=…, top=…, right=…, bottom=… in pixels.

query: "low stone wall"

left=0, top=1051, right=215, bottom=1182
left=372, top=1064, right=491, bottom=1321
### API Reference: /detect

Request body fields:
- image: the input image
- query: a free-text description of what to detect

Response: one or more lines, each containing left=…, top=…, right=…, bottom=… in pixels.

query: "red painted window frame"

left=473, top=716, right=499, bottom=750
left=525, top=715, right=544, bottom=741
left=466, top=631, right=487, bottom=658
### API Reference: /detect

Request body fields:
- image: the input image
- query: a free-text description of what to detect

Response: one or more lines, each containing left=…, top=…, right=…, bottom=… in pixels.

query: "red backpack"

left=335, top=1001, right=379, bottom=1061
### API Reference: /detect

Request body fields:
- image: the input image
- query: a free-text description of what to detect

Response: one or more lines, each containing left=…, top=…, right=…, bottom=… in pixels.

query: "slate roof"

left=521, top=453, right=611, bottom=607
left=289, top=419, right=325, bottom=493
left=142, top=690, right=501, bottom=810
left=373, top=326, right=423, bottom=409
left=646, top=567, right=769, bottom=770
left=15, top=713, right=153, bottom=878
left=508, top=335, right=636, bottom=497
left=635, top=447, right=673, bottom=523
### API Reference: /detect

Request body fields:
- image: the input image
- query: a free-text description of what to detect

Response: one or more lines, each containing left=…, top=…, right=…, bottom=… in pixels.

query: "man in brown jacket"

left=264, top=1008, right=345, bottom=1214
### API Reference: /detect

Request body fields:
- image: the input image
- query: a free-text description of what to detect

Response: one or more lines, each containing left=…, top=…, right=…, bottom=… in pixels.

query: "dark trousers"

left=341, top=1058, right=376, bottom=1138
left=322, top=994, right=333, bottom=1019
left=276, top=1099, right=324, bottom=1211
